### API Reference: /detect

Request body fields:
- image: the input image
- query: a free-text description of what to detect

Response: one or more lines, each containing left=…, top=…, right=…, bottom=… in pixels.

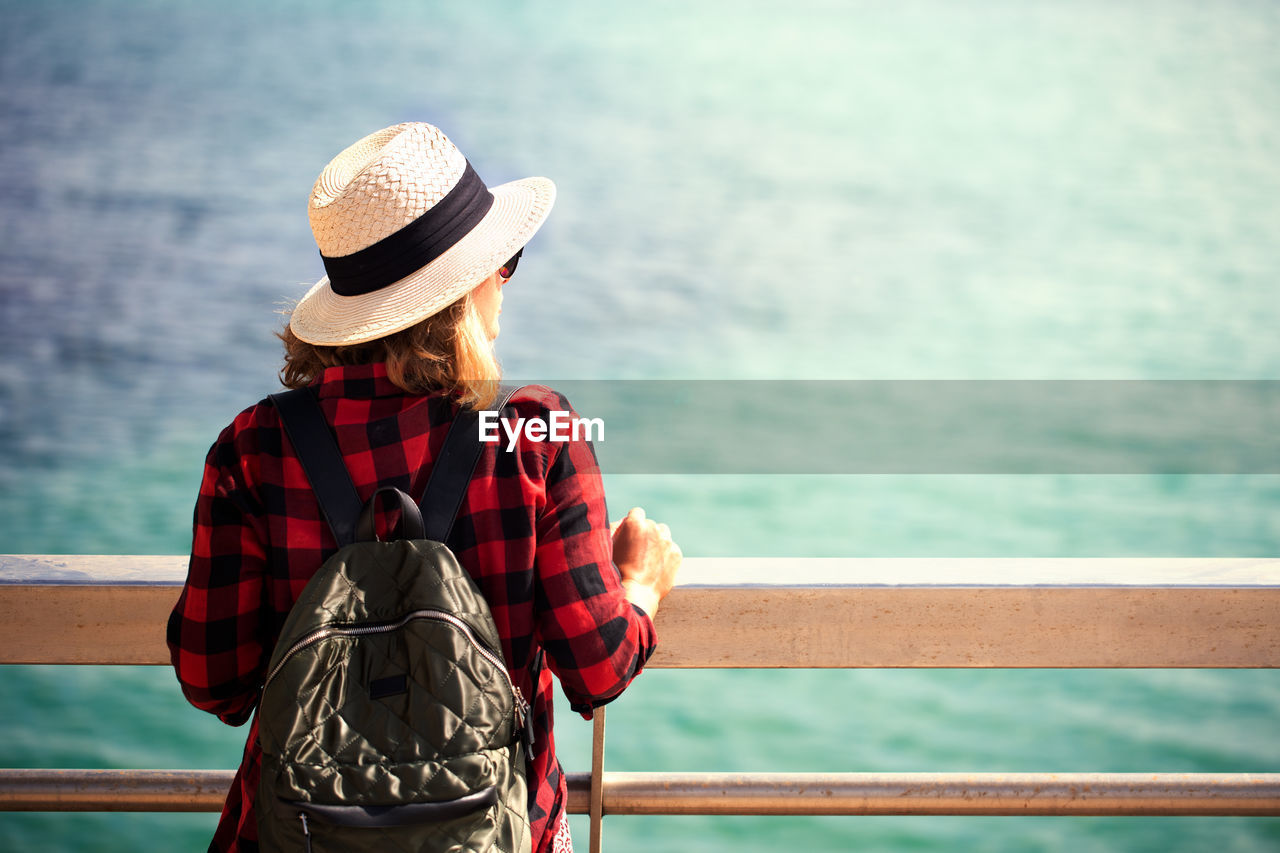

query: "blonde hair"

left=278, top=291, right=500, bottom=409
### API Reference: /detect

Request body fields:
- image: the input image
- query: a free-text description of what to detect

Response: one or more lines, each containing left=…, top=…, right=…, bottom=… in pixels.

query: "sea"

left=1, top=0, right=1278, bottom=850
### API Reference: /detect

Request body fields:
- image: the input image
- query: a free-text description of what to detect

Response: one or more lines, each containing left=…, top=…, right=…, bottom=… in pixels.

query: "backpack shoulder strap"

left=421, top=384, right=524, bottom=543
left=269, top=387, right=362, bottom=548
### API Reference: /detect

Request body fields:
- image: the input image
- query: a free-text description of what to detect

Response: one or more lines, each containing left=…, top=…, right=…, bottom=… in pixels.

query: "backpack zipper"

left=264, top=609, right=529, bottom=730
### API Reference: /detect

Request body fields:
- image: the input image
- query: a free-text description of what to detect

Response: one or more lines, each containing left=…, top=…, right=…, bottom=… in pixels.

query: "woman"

left=167, top=122, right=682, bottom=853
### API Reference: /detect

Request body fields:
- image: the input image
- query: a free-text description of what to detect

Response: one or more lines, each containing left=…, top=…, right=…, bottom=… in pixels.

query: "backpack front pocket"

left=275, top=788, right=502, bottom=853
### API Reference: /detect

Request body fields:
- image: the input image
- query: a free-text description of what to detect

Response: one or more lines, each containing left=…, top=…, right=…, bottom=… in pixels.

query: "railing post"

left=589, top=707, right=606, bottom=853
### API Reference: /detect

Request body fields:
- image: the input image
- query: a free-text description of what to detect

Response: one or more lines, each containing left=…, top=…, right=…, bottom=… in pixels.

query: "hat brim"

left=289, top=176, right=555, bottom=346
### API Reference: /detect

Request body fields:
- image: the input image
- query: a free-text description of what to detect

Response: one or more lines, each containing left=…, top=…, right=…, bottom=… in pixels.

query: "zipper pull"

left=514, top=686, right=535, bottom=750
left=526, top=649, right=544, bottom=750
left=298, top=811, right=313, bottom=853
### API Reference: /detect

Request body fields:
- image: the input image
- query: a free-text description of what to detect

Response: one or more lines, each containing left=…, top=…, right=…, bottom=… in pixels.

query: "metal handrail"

left=2, top=769, right=1278, bottom=817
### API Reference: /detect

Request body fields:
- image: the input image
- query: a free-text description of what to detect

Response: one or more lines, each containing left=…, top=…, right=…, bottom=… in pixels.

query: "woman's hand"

left=611, top=507, right=682, bottom=619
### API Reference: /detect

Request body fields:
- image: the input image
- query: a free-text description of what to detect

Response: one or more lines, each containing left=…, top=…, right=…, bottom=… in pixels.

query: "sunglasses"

left=498, top=248, right=523, bottom=280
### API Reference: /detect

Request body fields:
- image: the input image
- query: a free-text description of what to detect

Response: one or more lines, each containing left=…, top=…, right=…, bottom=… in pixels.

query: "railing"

left=2, top=555, right=1279, bottom=851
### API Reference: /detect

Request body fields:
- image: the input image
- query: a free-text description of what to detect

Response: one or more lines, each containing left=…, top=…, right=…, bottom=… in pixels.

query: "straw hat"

left=289, top=122, right=556, bottom=345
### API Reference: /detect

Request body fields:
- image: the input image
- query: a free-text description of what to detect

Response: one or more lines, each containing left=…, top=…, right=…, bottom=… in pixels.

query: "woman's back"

left=168, top=122, right=679, bottom=853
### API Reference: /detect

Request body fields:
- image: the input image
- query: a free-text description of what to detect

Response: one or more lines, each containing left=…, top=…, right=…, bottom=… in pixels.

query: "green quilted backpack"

left=257, top=386, right=533, bottom=853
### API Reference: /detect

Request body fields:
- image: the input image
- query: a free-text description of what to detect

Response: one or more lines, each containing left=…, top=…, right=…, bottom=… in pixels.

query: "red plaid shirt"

left=167, top=363, right=656, bottom=853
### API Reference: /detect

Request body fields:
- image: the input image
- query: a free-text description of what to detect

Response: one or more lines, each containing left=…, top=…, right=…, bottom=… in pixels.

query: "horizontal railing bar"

left=5, top=555, right=1278, bottom=587
left=0, top=770, right=233, bottom=812
left=586, top=772, right=1280, bottom=817
left=3, top=770, right=1277, bottom=817
left=2, top=556, right=1279, bottom=668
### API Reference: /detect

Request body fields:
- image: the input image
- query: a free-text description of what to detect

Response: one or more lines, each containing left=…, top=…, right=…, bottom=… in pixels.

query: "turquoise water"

left=2, top=0, right=1279, bottom=849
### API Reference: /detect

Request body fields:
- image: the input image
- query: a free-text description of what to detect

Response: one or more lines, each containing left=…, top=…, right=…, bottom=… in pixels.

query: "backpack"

left=256, top=385, right=533, bottom=853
